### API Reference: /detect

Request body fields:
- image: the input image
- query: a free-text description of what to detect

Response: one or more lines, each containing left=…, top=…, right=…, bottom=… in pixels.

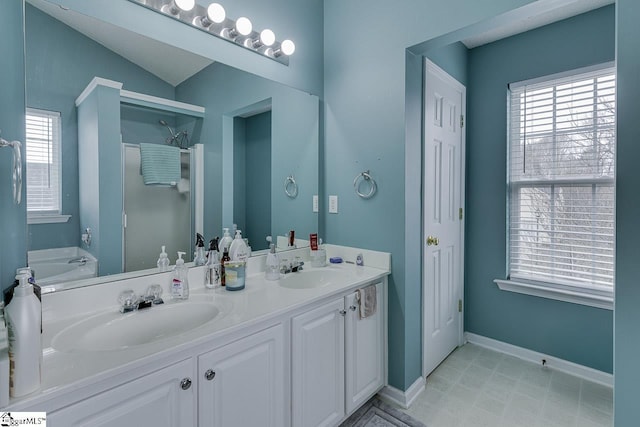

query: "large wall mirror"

left=24, top=0, right=319, bottom=289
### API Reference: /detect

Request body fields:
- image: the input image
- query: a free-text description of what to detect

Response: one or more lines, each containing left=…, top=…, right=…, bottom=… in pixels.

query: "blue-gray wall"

left=465, top=6, right=615, bottom=373
left=0, top=1, right=26, bottom=291
left=176, top=62, right=319, bottom=246
left=615, top=0, right=640, bottom=424
left=25, top=4, right=175, bottom=251
left=324, top=0, right=535, bottom=391
left=426, top=42, right=468, bottom=87
left=76, top=85, right=123, bottom=275
left=234, top=112, right=272, bottom=249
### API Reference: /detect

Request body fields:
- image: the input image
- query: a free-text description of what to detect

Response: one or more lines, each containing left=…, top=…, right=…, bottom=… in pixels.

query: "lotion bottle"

left=171, top=252, right=189, bottom=300
left=218, top=228, right=233, bottom=253
left=228, top=230, right=249, bottom=261
left=5, top=272, right=41, bottom=397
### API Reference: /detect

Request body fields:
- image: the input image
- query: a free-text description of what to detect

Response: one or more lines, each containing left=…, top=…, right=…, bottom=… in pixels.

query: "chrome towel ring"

left=353, top=170, right=377, bottom=199
left=0, top=131, right=22, bottom=205
left=284, top=175, right=298, bottom=198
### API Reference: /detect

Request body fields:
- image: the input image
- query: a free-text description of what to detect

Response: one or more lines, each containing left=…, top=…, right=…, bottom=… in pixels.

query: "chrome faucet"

left=68, top=256, right=88, bottom=265
left=280, top=257, right=304, bottom=274
left=118, top=285, right=164, bottom=313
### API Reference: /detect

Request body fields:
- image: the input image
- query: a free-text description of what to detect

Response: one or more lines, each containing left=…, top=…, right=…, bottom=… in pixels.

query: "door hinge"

left=459, top=208, right=463, bottom=220
left=460, top=115, right=464, bottom=128
left=458, top=299, right=462, bottom=313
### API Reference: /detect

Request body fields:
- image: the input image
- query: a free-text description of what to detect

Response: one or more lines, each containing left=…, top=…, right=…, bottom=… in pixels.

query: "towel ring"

left=353, top=170, right=377, bottom=199
left=284, top=175, right=298, bottom=198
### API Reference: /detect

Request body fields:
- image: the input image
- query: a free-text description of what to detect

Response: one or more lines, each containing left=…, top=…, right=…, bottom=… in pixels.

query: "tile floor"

left=399, top=344, right=613, bottom=427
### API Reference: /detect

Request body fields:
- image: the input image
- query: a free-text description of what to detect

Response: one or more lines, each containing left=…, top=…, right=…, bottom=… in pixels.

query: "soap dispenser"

left=194, top=233, right=206, bottom=266
left=171, top=251, right=189, bottom=300
left=265, top=244, right=280, bottom=281
left=157, top=245, right=170, bottom=272
left=218, top=228, right=233, bottom=253
left=228, top=229, right=249, bottom=261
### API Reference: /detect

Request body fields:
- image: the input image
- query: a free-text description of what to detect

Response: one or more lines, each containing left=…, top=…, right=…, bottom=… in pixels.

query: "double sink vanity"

left=6, top=245, right=390, bottom=427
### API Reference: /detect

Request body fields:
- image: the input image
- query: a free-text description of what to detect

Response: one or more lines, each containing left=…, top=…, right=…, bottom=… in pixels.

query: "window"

left=501, top=64, right=616, bottom=307
left=25, top=108, right=65, bottom=221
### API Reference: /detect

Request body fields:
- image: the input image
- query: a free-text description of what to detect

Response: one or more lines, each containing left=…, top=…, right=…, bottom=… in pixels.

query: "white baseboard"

left=464, top=332, right=613, bottom=388
left=377, top=376, right=426, bottom=409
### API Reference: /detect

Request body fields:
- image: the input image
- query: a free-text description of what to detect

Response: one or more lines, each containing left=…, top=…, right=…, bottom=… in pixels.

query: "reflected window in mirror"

left=25, top=108, right=68, bottom=224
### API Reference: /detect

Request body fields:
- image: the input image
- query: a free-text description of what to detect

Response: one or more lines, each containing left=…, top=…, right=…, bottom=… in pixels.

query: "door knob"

left=426, top=236, right=439, bottom=246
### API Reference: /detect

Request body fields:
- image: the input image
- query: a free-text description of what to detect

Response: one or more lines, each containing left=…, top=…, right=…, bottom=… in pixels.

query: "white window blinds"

left=26, top=108, right=62, bottom=213
left=508, top=65, right=616, bottom=289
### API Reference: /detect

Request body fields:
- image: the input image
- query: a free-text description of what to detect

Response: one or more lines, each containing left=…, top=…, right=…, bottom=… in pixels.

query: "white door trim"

left=422, top=58, right=466, bottom=378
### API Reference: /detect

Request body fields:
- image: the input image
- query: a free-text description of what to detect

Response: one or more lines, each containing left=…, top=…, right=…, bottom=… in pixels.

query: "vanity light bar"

left=128, top=0, right=295, bottom=66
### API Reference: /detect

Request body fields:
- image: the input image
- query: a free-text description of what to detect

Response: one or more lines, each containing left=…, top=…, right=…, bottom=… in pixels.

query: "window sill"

left=494, top=279, right=613, bottom=310
left=28, top=214, right=71, bottom=225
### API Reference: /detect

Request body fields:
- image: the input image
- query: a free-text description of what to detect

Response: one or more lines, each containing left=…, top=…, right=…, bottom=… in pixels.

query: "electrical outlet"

left=329, top=195, right=338, bottom=214
left=313, top=195, right=319, bottom=212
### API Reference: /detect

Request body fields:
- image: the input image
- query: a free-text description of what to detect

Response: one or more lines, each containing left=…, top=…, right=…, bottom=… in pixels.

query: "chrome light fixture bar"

left=128, top=0, right=295, bottom=66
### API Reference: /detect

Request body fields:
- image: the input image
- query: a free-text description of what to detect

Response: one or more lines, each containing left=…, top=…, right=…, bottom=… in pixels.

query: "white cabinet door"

left=48, top=359, right=196, bottom=427
left=345, top=282, right=384, bottom=414
left=198, top=323, right=285, bottom=427
left=291, top=298, right=345, bottom=427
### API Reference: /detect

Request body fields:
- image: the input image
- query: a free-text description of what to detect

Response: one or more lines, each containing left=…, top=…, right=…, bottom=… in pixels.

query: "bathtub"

left=28, top=247, right=98, bottom=286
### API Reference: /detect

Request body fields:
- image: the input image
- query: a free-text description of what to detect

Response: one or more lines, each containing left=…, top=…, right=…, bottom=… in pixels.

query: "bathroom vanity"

left=4, top=245, right=389, bottom=427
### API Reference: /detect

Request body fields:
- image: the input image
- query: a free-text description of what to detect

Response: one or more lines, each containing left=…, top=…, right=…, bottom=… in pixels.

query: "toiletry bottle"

left=228, top=230, right=249, bottom=261
left=3, top=267, right=41, bottom=310
left=265, top=244, right=280, bottom=281
left=220, top=248, right=231, bottom=287
left=218, top=227, right=233, bottom=253
left=5, top=272, right=41, bottom=397
left=194, top=233, right=206, bottom=266
left=171, top=252, right=189, bottom=300
left=205, top=238, right=221, bottom=289
left=157, top=245, right=170, bottom=272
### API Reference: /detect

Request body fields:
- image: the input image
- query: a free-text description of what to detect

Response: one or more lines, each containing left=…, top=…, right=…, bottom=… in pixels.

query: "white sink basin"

left=52, top=301, right=227, bottom=352
left=279, top=268, right=353, bottom=289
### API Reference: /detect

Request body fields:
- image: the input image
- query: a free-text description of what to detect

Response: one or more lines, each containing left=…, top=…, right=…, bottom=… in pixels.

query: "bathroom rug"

left=340, top=397, right=427, bottom=427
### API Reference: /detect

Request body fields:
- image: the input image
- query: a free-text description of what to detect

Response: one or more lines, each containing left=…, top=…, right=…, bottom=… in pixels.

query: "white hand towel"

left=357, top=285, right=377, bottom=319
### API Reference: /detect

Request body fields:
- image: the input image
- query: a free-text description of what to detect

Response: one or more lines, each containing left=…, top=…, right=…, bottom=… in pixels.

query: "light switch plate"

left=329, top=195, right=338, bottom=214
left=313, top=195, right=319, bottom=212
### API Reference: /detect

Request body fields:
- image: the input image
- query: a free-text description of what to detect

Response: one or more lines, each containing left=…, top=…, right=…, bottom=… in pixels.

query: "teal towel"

left=139, top=143, right=181, bottom=186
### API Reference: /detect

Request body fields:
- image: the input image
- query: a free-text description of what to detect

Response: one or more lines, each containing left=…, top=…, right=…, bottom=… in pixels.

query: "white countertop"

left=7, top=246, right=390, bottom=411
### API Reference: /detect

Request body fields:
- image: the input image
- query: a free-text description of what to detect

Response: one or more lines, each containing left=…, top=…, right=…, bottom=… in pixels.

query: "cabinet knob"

left=180, top=377, right=192, bottom=390
left=205, top=369, right=216, bottom=381
left=339, top=309, right=347, bottom=316
left=349, top=305, right=357, bottom=311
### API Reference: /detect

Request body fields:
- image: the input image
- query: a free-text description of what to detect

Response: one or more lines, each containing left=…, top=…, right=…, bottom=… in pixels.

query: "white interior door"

left=423, top=60, right=465, bottom=377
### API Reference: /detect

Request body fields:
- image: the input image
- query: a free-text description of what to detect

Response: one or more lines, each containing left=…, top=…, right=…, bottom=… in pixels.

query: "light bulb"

left=281, top=39, right=295, bottom=56
left=175, top=0, right=195, bottom=11
left=235, top=17, right=253, bottom=36
left=260, top=29, right=275, bottom=47
left=207, top=3, right=226, bottom=23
